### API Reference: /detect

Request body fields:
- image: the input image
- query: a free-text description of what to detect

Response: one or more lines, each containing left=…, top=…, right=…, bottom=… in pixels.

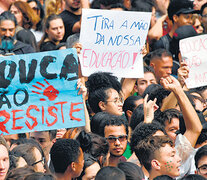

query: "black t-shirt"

left=152, top=34, right=172, bottom=51
left=60, top=10, right=81, bottom=42
left=39, top=41, right=57, bottom=52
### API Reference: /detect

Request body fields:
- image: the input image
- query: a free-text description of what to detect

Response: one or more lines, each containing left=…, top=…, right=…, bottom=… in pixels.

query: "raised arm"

left=160, top=75, right=202, bottom=147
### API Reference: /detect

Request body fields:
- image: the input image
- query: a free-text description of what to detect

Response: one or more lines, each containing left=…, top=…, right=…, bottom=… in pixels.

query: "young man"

left=134, top=135, right=181, bottom=180
left=157, top=109, right=180, bottom=142
left=50, top=139, right=84, bottom=180
left=195, top=145, right=207, bottom=179
left=99, top=115, right=128, bottom=167
left=134, top=66, right=157, bottom=96
left=149, top=49, right=173, bottom=83
left=59, top=0, right=89, bottom=42
left=153, top=0, right=197, bottom=51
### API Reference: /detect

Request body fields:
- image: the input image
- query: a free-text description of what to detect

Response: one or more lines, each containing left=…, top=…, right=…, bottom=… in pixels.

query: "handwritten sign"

left=0, top=49, right=85, bottom=135
left=79, top=9, right=151, bottom=78
left=180, top=34, right=207, bottom=89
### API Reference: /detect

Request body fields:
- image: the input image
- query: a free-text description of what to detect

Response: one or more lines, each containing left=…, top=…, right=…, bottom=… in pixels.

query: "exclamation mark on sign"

left=131, top=52, right=138, bottom=69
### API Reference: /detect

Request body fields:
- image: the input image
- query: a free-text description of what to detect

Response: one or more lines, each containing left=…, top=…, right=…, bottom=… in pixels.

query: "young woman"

left=39, top=14, right=65, bottom=52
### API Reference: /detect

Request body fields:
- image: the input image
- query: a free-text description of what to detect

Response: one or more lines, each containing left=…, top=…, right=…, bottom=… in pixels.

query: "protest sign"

left=79, top=9, right=151, bottom=78
left=180, top=34, right=207, bottom=89
left=0, top=49, right=85, bottom=135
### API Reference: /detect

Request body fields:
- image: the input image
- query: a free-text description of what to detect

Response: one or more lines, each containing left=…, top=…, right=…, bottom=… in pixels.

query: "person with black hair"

left=50, top=139, right=84, bottom=180
left=95, top=166, right=126, bottom=180
left=24, top=172, right=56, bottom=180
left=196, top=125, right=207, bottom=149
left=98, top=114, right=128, bottom=166
left=153, top=175, right=174, bottom=180
left=128, top=121, right=166, bottom=175
left=133, top=66, right=157, bottom=97
left=129, top=104, right=144, bottom=131
left=77, top=153, right=101, bottom=180
left=117, top=162, right=145, bottom=180
left=156, top=108, right=181, bottom=142
left=130, top=121, right=166, bottom=154
left=0, top=11, right=35, bottom=55
left=76, top=130, right=109, bottom=167
left=152, top=0, right=198, bottom=51
left=90, top=112, right=111, bottom=135
left=123, top=96, right=143, bottom=123
left=142, top=84, right=170, bottom=108
left=86, top=72, right=123, bottom=116
left=195, top=145, right=207, bottom=179
left=149, top=49, right=173, bottom=83
left=134, top=135, right=181, bottom=180
left=160, top=75, right=202, bottom=178
left=180, top=174, right=206, bottom=180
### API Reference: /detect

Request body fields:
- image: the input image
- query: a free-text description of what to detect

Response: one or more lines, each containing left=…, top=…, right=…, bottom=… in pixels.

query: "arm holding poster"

left=77, top=79, right=91, bottom=132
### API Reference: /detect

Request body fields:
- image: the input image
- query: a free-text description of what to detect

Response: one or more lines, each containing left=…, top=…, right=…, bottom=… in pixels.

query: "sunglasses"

left=106, top=135, right=128, bottom=143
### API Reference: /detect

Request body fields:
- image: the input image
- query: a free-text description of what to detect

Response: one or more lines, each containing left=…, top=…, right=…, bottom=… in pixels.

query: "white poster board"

left=180, top=34, right=207, bottom=89
left=79, top=9, right=151, bottom=78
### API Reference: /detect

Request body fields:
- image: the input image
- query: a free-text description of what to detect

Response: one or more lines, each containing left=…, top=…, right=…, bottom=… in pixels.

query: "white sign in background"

left=180, top=34, right=207, bottom=89
left=79, top=9, right=151, bottom=78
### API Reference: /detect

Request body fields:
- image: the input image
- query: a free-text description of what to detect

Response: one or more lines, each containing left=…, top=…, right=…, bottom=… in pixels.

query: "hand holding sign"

left=180, top=34, right=207, bottom=89
left=80, top=9, right=151, bottom=78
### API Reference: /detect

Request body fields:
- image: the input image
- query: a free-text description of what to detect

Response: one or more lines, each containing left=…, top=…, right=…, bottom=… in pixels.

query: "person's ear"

left=150, top=61, right=155, bottom=69
left=134, top=83, right=138, bottom=92
left=71, top=162, right=76, bottom=172
left=151, top=159, right=161, bottom=170
left=99, top=101, right=106, bottom=111
left=195, top=170, right=198, bottom=174
left=45, top=28, right=49, bottom=35
left=126, top=110, right=133, bottom=120
left=173, top=14, right=179, bottom=23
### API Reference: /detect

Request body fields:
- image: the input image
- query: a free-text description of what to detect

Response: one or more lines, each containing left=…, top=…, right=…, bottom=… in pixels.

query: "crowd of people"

left=1, top=0, right=207, bottom=179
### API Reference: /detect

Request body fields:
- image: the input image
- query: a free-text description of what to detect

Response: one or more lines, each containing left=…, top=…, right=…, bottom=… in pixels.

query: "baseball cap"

left=168, top=0, right=199, bottom=20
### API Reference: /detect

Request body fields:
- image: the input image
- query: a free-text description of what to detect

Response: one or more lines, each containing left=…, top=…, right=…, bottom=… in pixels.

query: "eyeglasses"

left=198, top=164, right=207, bottom=175
left=106, top=97, right=124, bottom=104
left=106, top=135, right=128, bottom=143
left=32, top=158, right=45, bottom=166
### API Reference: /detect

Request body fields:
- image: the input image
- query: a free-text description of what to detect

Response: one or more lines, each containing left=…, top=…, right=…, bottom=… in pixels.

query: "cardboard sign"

left=0, top=49, right=85, bottom=135
left=79, top=9, right=151, bottom=78
left=180, top=34, right=207, bottom=89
